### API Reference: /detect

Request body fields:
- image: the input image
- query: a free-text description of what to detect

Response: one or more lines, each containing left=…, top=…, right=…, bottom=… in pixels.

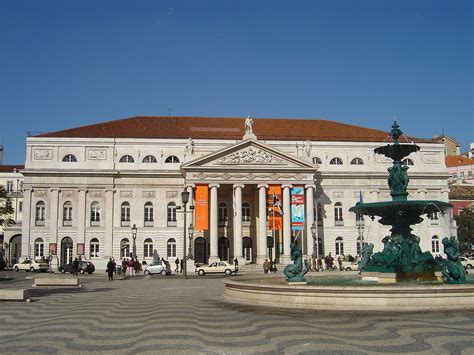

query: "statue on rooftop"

left=244, top=115, right=254, bottom=135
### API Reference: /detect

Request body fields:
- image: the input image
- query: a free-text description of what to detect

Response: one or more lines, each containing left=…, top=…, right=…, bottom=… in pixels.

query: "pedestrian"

left=327, top=253, right=334, bottom=270
left=122, top=258, right=127, bottom=277
left=272, top=259, right=277, bottom=273
left=107, top=258, right=115, bottom=281
left=180, top=258, right=184, bottom=273
left=234, top=257, right=239, bottom=273
left=48, top=254, right=53, bottom=273
left=337, top=255, right=342, bottom=270
left=73, top=257, right=79, bottom=276
left=128, top=258, right=135, bottom=277
left=263, top=259, right=270, bottom=274
left=317, top=257, right=323, bottom=272
left=269, top=259, right=274, bottom=273
left=134, top=257, right=140, bottom=274
left=175, top=257, right=179, bottom=272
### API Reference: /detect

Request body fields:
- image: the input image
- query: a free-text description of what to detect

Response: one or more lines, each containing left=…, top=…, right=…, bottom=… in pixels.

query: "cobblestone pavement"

left=0, top=272, right=473, bottom=354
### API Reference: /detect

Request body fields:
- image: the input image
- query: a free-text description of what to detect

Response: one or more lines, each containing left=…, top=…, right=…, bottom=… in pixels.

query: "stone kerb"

left=0, top=289, right=30, bottom=302
left=34, top=278, right=81, bottom=287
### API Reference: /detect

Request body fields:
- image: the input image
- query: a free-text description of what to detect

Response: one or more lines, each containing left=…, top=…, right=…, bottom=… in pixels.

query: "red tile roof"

left=446, top=155, right=474, bottom=167
left=36, top=116, right=430, bottom=143
left=0, top=165, right=24, bottom=173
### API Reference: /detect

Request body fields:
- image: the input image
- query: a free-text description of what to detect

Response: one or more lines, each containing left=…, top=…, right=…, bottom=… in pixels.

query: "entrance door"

left=267, top=236, right=274, bottom=261
left=61, top=237, right=73, bottom=266
left=9, top=234, right=21, bottom=266
left=194, top=237, right=207, bottom=264
left=218, top=237, right=229, bottom=261
left=243, top=237, right=252, bottom=263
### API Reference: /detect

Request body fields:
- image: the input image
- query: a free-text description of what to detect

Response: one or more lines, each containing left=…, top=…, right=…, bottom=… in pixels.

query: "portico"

left=182, top=139, right=317, bottom=266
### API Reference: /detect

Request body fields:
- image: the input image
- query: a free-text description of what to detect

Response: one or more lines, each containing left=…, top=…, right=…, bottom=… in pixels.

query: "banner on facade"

left=77, top=243, right=85, bottom=256
left=49, top=243, right=57, bottom=256
left=195, top=184, right=209, bottom=230
left=291, top=186, right=305, bottom=230
left=267, top=185, right=282, bottom=230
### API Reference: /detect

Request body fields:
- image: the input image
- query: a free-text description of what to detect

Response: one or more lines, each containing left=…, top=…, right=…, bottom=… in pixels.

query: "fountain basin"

left=224, top=278, right=474, bottom=312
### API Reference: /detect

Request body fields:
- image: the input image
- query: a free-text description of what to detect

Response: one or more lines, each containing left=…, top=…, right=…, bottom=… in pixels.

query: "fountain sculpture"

left=349, top=121, right=461, bottom=283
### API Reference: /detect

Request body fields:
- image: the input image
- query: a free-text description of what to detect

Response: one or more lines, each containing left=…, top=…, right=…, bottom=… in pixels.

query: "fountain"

left=224, top=122, right=473, bottom=311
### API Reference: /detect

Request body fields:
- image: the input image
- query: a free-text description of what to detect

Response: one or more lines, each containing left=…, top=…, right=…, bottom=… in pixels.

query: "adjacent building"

left=5, top=116, right=452, bottom=270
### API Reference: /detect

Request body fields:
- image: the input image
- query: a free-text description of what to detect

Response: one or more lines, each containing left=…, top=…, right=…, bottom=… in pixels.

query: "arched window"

left=165, top=155, right=180, bottom=163
left=120, top=238, right=130, bottom=259
left=334, top=202, right=343, bottom=225
left=119, top=155, right=135, bottom=163
left=34, top=238, right=44, bottom=258
left=62, top=154, right=77, bottom=162
left=90, top=202, right=100, bottom=226
left=431, top=235, right=440, bottom=253
left=35, top=201, right=46, bottom=226
left=350, top=157, right=364, bottom=165
left=121, top=202, right=131, bottom=226
left=402, top=158, right=414, bottom=166
left=167, top=238, right=176, bottom=258
left=242, top=203, right=251, bottom=222
left=218, top=203, right=228, bottom=226
left=144, top=238, right=153, bottom=258
left=335, top=236, right=344, bottom=256
left=142, top=155, right=157, bottom=163
left=90, top=238, right=100, bottom=258
left=329, top=157, right=343, bottom=165
left=63, top=201, right=73, bottom=226
left=167, top=202, right=177, bottom=226
left=144, top=202, right=154, bottom=226
left=312, top=157, right=322, bottom=165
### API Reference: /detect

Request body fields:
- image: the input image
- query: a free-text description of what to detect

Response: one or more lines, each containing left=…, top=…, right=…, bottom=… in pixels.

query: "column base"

left=208, top=256, right=220, bottom=264
left=279, top=255, right=292, bottom=265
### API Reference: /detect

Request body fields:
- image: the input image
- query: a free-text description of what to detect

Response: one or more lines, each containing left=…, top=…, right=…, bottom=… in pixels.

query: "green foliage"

left=456, top=207, right=474, bottom=253
left=0, top=186, right=15, bottom=227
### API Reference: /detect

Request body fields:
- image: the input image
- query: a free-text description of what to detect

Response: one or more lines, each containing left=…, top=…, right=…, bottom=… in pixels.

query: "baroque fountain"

left=224, top=122, right=473, bottom=311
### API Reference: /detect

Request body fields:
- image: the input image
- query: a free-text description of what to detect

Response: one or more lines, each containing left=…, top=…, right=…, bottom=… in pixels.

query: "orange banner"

left=195, top=185, right=209, bottom=230
left=267, top=185, right=283, bottom=230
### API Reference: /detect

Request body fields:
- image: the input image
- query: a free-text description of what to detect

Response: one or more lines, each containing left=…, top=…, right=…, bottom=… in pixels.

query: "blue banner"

left=291, top=187, right=305, bottom=230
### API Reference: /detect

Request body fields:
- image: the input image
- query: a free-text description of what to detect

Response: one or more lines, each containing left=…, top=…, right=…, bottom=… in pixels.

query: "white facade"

left=7, top=119, right=452, bottom=270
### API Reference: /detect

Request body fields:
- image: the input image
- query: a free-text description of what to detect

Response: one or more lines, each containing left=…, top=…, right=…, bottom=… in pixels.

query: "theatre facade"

left=9, top=116, right=452, bottom=270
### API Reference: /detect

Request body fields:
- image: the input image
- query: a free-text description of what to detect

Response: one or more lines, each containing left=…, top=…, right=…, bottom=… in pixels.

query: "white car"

left=459, top=257, right=474, bottom=269
left=13, top=259, right=49, bottom=272
left=195, top=261, right=235, bottom=276
left=144, top=261, right=171, bottom=276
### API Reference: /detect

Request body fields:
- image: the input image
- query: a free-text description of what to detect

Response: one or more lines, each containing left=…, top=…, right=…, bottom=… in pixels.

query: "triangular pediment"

left=182, top=139, right=315, bottom=170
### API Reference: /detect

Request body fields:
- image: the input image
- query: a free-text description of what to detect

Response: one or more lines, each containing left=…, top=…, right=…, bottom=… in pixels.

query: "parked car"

left=195, top=261, right=235, bottom=276
left=459, top=257, right=474, bottom=269
left=144, top=260, right=171, bottom=276
left=341, top=260, right=360, bottom=271
left=13, top=259, right=49, bottom=272
left=59, top=261, right=95, bottom=274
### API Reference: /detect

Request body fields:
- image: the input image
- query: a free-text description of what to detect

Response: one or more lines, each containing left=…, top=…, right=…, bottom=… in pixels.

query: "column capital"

left=257, top=184, right=268, bottom=189
left=233, top=184, right=245, bottom=189
left=281, top=184, right=293, bottom=189
left=186, top=183, right=196, bottom=188
left=209, top=183, right=220, bottom=189
left=305, top=184, right=316, bottom=190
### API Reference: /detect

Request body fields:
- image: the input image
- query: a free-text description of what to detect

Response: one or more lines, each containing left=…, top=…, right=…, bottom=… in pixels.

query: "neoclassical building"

left=8, top=116, right=453, bottom=270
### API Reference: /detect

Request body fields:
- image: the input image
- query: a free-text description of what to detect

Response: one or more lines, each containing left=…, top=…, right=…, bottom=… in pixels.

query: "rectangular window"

left=468, top=170, right=473, bottom=178
left=34, top=243, right=44, bottom=258
left=167, top=243, right=176, bottom=258
left=460, top=172, right=465, bottom=178
left=6, top=181, right=14, bottom=193
left=18, top=201, right=23, bottom=212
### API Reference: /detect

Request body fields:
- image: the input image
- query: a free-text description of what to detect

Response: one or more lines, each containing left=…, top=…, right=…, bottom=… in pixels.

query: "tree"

left=456, top=207, right=474, bottom=254
left=0, top=186, right=14, bottom=227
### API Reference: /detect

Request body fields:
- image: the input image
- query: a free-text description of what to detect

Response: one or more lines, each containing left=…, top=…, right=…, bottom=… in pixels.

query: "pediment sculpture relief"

left=216, top=148, right=284, bottom=165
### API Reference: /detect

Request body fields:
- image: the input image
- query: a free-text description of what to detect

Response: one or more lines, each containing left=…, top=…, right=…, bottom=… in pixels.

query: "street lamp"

left=188, top=224, right=194, bottom=260
left=131, top=223, right=137, bottom=258
left=181, top=190, right=190, bottom=279
left=311, top=222, right=318, bottom=258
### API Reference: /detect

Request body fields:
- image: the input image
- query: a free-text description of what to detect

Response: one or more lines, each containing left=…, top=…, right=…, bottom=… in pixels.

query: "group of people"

left=122, top=256, right=142, bottom=277
left=262, top=259, right=278, bottom=274
left=174, top=258, right=185, bottom=273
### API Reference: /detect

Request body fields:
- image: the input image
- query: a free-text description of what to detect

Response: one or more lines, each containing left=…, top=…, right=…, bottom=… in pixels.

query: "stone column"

left=48, top=189, right=60, bottom=270
left=281, top=184, right=292, bottom=264
left=257, top=184, right=268, bottom=265
left=305, top=185, right=315, bottom=257
left=20, top=188, right=33, bottom=260
left=232, top=184, right=245, bottom=265
left=104, top=189, right=115, bottom=259
left=208, top=183, right=220, bottom=263
left=76, top=189, right=87, bottom=246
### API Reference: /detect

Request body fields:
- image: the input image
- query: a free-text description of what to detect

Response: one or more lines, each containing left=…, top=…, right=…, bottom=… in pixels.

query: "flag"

left=273, top=191, right=284, bottom=215
left=233, top=188, right=237, bottom=216
left=359, top=190, right=364, bottom=204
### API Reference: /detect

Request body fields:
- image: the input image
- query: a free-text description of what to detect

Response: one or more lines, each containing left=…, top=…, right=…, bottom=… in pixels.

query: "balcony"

left=167, top=220, right=177, bottom=227
left=144, top=221, right=154, bottom=227
left=90, top=221, right=100, bottom=227
left=335, top=219, right=344, bottom=226
left=63, top=220, right=72, bottom=227
left=121, top=220, right=131, bottom=227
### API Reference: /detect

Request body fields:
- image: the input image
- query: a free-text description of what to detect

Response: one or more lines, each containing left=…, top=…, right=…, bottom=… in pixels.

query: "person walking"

left=263, top=259, right=270, bottom=274
left=73, top=257, right=79, bottom=276
left=234, top=258, right=239, bottom=273
left=128, top=258, right=135, bottom=277
left=106, top=258, right=115, bottom=281
left=272, top=259, right=277, bottom=273
left=317, top=257, right=323, bottom=272
left=175, top=258, right=179, bottom=272
left=180, top=258, right=184, bottom=273
left=122, top=258, right=127, bottom=277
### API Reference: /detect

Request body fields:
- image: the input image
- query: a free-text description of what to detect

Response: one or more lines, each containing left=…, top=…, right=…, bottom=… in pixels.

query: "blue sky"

left=0, top=0, right=472, bottom=164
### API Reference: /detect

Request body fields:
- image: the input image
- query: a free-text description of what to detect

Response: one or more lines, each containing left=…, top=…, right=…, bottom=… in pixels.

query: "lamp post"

left=311, top=222, right=318, bottom=258
left=131, top=224, right=137, bottom=258
left=187, top=224, right=194, bottom=260
left=181, top=190, right=190, bottom=279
